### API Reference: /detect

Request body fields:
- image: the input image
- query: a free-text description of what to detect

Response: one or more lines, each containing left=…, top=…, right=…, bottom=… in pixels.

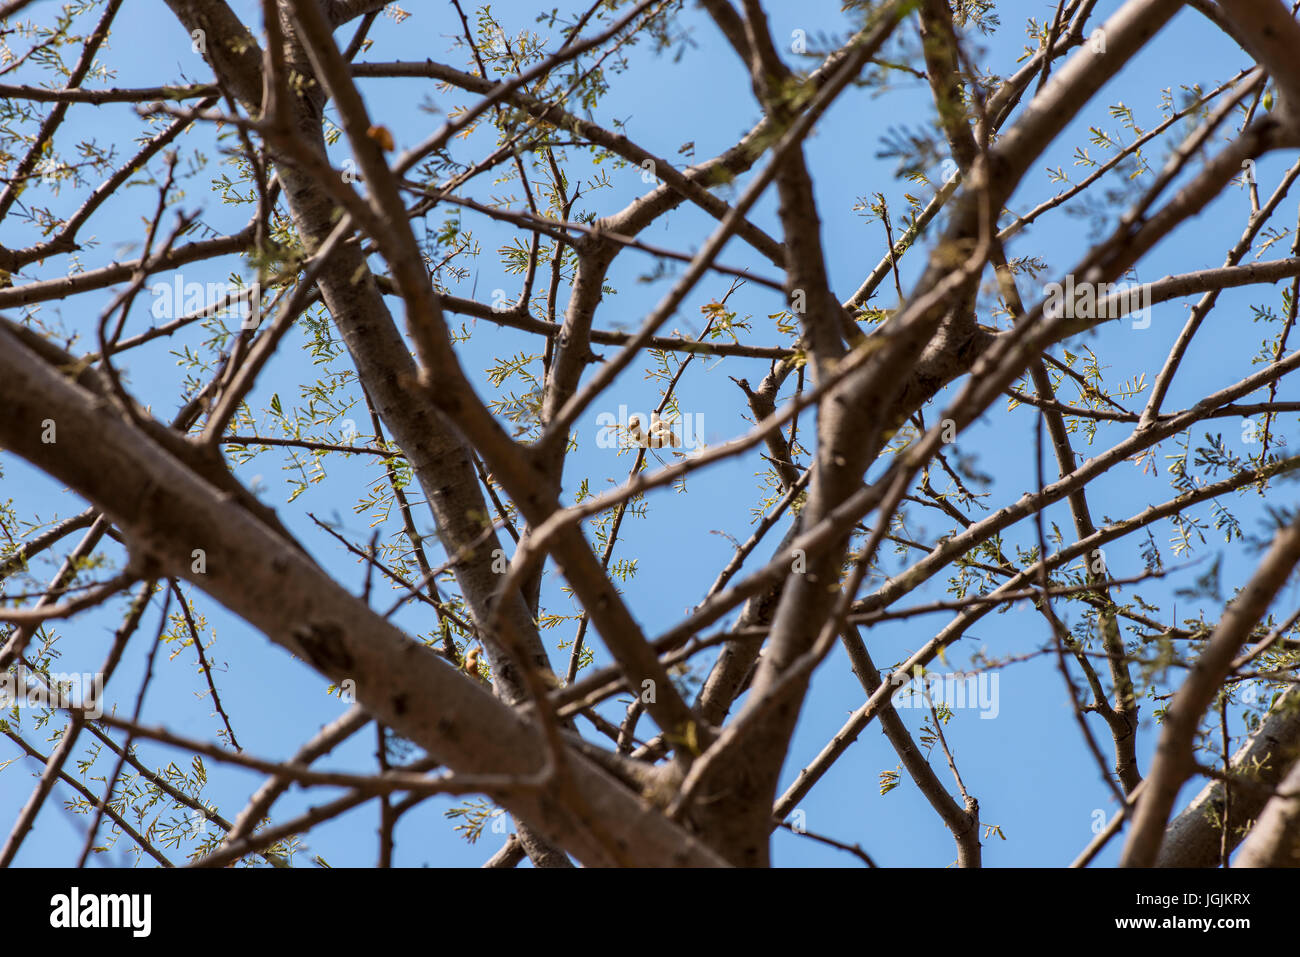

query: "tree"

left=1, top=0, right=1299, bottom=868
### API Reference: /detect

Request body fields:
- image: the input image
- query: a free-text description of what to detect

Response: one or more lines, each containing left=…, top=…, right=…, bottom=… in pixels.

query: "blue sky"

left=2, top=0, right=1297, bottom=867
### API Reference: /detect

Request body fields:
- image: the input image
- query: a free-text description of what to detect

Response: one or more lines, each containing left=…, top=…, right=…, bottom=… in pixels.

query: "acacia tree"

left=2, top=0, right=1300, bottom=868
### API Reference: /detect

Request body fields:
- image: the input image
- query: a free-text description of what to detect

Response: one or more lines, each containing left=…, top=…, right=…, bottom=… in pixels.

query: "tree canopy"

left=2, top=0, right=1300, bottom=868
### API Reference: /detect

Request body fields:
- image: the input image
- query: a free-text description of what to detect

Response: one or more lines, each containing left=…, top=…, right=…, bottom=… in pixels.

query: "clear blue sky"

left=2, top=0, right=1295, bottom=867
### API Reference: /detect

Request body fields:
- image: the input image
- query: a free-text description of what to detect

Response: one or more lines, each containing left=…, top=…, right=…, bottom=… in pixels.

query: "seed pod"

left=366, top=124, right=394, bottom=151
